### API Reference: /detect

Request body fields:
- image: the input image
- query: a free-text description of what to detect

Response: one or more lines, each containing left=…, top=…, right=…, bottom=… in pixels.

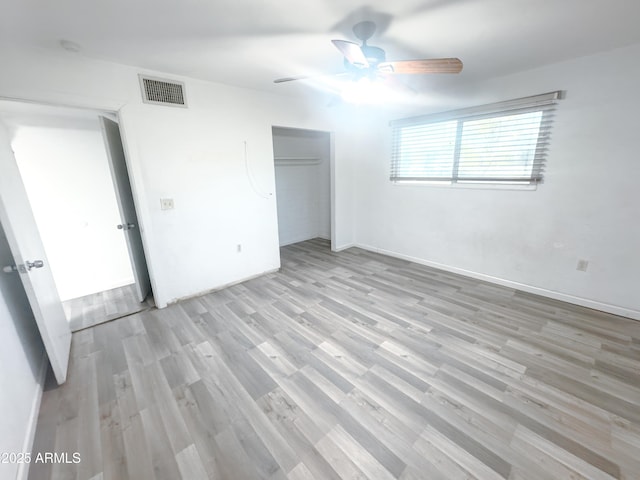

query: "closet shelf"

left=274, top=156, right=322, bottom=166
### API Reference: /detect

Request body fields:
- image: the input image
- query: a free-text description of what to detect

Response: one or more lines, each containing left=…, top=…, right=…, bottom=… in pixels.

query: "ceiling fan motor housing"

left=353, top=21, right=377, bottom=43
left=352, top=21, right=385, bottom=66
left=361, top=45, right=385, bottom=65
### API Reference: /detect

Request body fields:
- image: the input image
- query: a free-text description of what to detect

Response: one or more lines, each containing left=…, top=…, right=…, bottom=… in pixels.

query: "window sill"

left=391, top=180, right=538, bottom=191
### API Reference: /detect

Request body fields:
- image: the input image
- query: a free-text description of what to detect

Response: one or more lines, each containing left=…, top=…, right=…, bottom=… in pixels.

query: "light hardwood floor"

left=30, top=239, right=640, bottom=479
left=63, top=284, right=154, bottom=332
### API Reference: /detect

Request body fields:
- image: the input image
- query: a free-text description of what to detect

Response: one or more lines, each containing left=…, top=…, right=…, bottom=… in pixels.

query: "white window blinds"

left=390, top=91, right=562, bottom=185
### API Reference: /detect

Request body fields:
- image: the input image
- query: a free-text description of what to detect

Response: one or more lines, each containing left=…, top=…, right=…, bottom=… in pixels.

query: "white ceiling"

left=2, top=0, right=640, bottom=96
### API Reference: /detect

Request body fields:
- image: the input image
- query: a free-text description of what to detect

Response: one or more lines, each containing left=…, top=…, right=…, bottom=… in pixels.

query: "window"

left=390, top=91, right=562, bottom=185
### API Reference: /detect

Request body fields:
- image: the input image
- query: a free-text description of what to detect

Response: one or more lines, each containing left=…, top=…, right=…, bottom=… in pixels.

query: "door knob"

left=25, top=260, right=44, bottom=270
left=117, top=223, right=136, bottom=230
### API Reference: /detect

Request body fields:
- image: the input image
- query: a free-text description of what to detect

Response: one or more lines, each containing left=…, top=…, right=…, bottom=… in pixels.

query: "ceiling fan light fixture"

left=341, top=77, right=388, bottom=104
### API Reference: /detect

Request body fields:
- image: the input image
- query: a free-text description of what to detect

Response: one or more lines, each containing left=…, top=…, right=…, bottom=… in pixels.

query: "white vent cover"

left=139, top=75, right=187, bottom=107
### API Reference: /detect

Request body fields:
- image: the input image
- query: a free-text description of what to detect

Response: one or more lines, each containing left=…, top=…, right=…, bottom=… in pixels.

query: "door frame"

left=271, top=125, right=336, bottom=251
left=0, top=95, right=158, bottom=306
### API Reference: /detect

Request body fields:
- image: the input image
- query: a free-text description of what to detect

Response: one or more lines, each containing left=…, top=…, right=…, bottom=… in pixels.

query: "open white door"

left=99, top=116, right=151, bottom=303
left=0, top=123, right=71, bottom=384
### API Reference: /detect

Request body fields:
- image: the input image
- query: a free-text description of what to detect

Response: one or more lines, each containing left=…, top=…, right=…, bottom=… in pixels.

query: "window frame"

left=390, top=91, right=562, bottom=187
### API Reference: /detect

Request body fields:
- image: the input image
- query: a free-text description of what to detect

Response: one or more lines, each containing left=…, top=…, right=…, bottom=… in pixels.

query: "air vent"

left=139, top=75, right=187, bottom=107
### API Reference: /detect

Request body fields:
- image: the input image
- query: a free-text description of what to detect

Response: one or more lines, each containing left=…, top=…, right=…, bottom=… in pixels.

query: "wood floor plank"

left=174, top=444, right=208, bottom=480
left=116, top=371, right=155, bottom=480
left=30, top=238, right=640, bottom=479
left=139, top=405, right=183, bottom=480
left=172, top=384, right=226, bottom=479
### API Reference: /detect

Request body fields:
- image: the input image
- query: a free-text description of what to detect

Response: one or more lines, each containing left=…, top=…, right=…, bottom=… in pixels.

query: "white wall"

left=0, top=45, right=355, bottom=307
left=1, top=42, right=635, bottom=314
left=0, top=47, right=353, bottom=472
left=350, top=43, right=640, bottom=319
left=11, top=121, right=134, bottom=301
left=0, top=44, right=355, bottom=472
left=273, top=128, right=331, bottom=246
left=0, top=222, right=45, bottom=480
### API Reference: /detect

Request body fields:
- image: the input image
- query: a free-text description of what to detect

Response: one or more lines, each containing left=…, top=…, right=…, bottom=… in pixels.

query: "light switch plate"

left=160, top=198, right=174, bottom=210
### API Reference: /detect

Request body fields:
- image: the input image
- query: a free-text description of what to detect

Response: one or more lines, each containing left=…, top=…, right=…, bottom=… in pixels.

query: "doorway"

left=0, top=100, right=153, bottom=331
left=272, top=127, right=332, bottom=247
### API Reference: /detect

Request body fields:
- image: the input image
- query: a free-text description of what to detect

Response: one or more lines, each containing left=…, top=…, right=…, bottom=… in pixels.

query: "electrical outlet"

left=576, top=259, right=589, bottom=272
left=237, top=244, right=242, bottom=253
left=160, top=198, right=174, bottom=210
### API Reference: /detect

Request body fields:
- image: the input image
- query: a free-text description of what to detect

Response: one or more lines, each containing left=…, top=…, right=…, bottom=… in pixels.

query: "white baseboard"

left=280, top=235, right=332, bottom=248
left=17, top=352, right=48, bottom=480
left=332, top=242, right=355, bottom=253
left=355, top=243, right=640, bottom=321
left=166, top=267, right=280, bottom=307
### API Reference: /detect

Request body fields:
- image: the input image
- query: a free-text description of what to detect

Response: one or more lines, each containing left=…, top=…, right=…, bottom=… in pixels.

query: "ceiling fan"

left=274, top=21, right=463, bottom=85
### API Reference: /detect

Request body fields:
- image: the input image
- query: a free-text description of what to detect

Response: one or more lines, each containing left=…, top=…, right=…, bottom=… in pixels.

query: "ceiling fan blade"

left=379, top=58, right=463, bottom=74
left=331, top=40, right=369, bottom=68
left=274, top=75, right=314, bottom=83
